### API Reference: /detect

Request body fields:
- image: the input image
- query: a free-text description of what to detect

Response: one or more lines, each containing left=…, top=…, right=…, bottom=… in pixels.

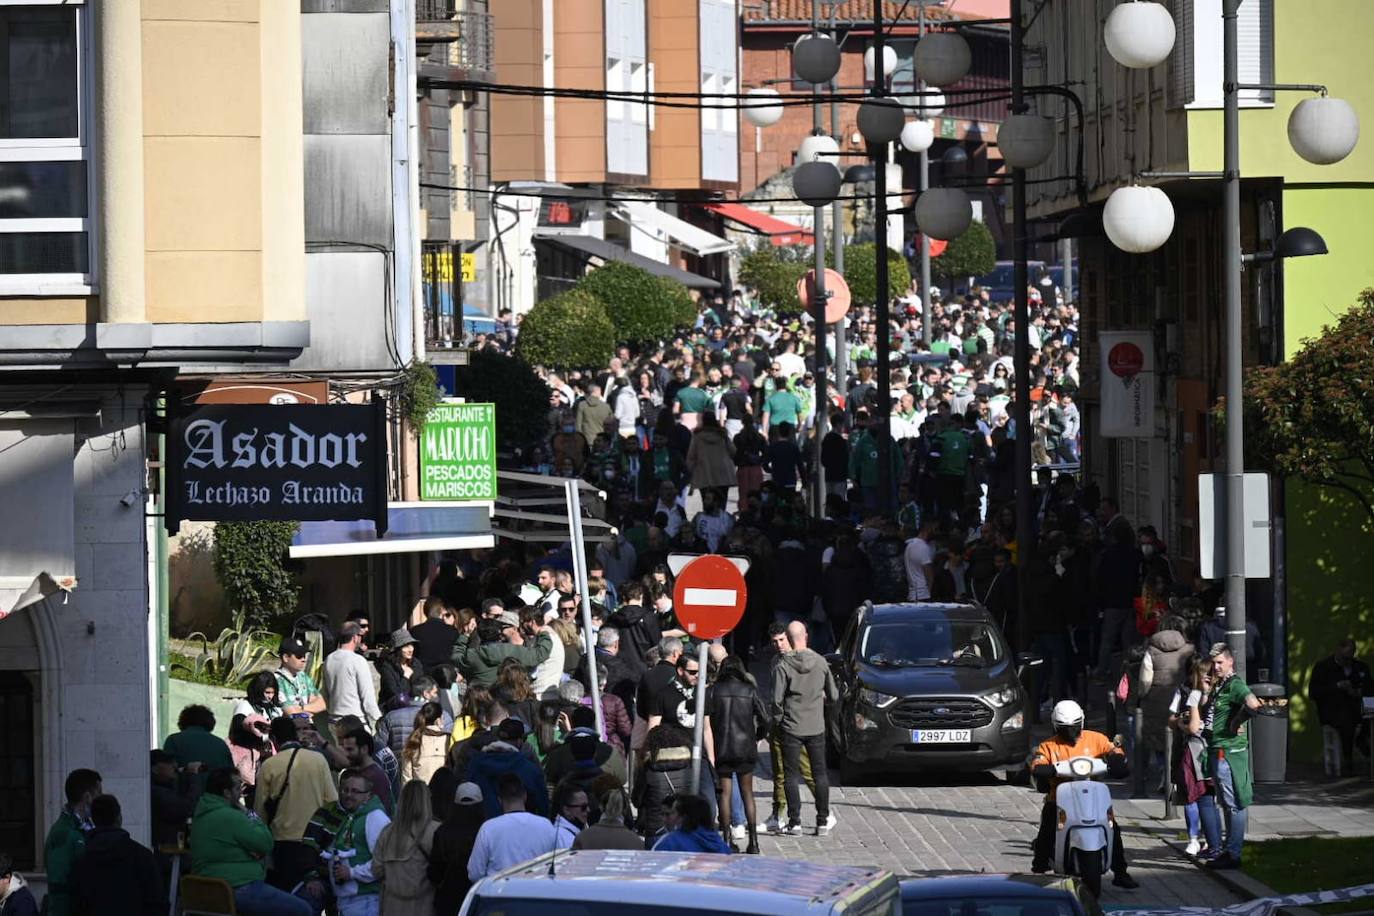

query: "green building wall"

left=1185, top=0, right=1374, bottom=761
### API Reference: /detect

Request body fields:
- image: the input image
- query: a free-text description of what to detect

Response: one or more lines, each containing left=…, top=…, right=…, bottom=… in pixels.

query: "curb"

left=1154, top=834, right=1321, bottom=916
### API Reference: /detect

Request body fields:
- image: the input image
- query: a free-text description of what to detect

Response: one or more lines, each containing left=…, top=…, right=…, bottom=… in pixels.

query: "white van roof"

left=470, top=850, right=896, bottom=915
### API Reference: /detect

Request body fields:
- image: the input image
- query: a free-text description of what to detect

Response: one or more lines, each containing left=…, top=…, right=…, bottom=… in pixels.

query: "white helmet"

left=1051, top=699, right=1085, bottom=727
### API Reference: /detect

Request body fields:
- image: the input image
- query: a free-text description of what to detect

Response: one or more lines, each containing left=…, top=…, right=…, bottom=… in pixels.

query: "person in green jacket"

left=1197, top=645, right=1264, bottom=871
left=42, top=768, right=101, bottom=916
left=303, top=770, right=390, bottom=916
left=190, top=767, right=312, bottom=915
left=452, top=616, right=555, bottom=688
left=847, top=414, right=903, bottom=514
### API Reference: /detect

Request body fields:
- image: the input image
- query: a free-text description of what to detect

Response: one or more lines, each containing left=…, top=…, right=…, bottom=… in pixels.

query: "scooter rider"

left=1029, top=700, right=1139, bottom=890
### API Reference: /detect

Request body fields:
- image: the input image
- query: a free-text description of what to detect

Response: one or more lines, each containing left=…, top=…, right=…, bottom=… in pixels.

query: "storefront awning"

left=700, top=203, right=812, bottom=246
left=534, top=232, right=722, bottom=289
left=289, top=502, right=494, bottom=559
left=610, top=200, right=735, bottom=256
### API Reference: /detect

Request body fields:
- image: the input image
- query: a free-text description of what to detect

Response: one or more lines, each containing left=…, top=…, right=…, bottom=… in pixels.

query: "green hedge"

left=577, top=261, right=697, bottom=344
left=515, top=287, right=617, bottom=369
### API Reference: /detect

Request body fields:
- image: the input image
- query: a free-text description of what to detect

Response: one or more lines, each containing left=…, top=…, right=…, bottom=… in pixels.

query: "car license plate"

left=912, top=729, right=972, bottom=743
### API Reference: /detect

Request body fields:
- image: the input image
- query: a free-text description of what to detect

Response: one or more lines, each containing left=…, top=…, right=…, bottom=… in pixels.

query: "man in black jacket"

left=71, top=795, right=167, bottom=916
left=148, top=750, right=193, bottom=895
left=606, top=581, right=661, bottom=676
left=410, top=595, right=460, bottom=670
left=1310, top=638, right=1374, bottom=773
left=820, top=412, right=849, bottom=499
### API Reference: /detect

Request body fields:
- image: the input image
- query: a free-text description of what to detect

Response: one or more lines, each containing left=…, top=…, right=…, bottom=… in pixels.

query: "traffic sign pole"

left=689, top=639, right=711, bottom=795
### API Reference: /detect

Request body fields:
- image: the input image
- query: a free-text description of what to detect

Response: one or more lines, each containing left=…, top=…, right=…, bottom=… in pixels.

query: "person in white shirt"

left=523, top=606, right=565, bottom=699
left=552, top=788, right=589, bottom=848
left=324, top=621, right=382, bottom=728
left=775, top=341, right=806, bottom=381
left=468, top=773, right=560, bottom=880
left=904, top=518, right=938, bottom=601
left=692, top=489, right=734, bottom=552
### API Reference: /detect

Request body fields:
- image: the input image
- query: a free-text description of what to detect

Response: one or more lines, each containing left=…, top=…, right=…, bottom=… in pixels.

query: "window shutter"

left=1169, top=0, right=1195, bottom=107
left=1236, top=0, right=1273, bottom=103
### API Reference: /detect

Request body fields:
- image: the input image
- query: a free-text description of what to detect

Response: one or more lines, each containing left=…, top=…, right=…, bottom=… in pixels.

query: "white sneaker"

left=764, top=814, right=781, bottom=834
left=783, top=822, right=805, bottom=836
left=825, top=813, right=838, bottom=831
left=731, top=824, right=747, bottom=841
left=1185, top=838, right=1201, bottom=856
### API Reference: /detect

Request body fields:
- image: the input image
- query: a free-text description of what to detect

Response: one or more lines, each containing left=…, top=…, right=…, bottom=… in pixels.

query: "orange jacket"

left=1030, top=730, right=1122, bottom=793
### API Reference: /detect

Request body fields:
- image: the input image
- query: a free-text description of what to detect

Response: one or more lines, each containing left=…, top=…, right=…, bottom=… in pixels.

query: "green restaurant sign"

left=420, top=402, right=497, bottom=501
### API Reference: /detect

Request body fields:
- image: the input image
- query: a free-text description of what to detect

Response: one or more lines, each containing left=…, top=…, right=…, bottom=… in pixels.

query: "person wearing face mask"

left=550, top=410, right=589, bottom=474
left=1028, top=701, right=1137, bottom=888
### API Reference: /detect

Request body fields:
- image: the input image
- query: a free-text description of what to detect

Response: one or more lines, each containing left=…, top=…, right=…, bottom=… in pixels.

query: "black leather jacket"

left=708, top=675, right=770, bottom=767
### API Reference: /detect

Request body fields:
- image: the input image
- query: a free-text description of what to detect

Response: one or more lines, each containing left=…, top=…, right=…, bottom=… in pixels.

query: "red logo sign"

left=1107, top=342, right=1146, bottom=379
left=672, top=555, right=749, bottom=641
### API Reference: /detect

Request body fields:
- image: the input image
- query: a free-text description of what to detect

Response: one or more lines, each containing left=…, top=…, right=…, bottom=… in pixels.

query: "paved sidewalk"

left=1116, top=774, right=1374, bottom=841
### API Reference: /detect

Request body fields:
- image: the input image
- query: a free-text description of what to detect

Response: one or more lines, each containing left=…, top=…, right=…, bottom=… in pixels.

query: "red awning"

left=701, top=203, right=812, bottom=247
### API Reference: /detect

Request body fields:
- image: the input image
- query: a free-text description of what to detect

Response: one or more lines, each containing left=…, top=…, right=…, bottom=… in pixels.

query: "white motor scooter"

left=1052, top=755, right=1114, bottom=898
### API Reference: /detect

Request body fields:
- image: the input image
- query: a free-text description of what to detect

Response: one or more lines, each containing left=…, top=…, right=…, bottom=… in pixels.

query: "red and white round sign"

left=1107, top=341, right=1145, bottom=379
left=672, top=555, right=749, bottom=641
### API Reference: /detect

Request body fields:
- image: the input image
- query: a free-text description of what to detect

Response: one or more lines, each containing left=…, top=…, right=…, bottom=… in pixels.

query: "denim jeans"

left=233, top=880, right=314, bottom=916
left=338, top=895, right=382, bottom=916
left=1184, top=800, right=1201, bottom=840
left=1210, top=751, right=1248, bottom=858
left=781, top=732, right=829, bottom=826
left=1197, top=791, right=1224, bottom=852
left=730, top=774, right=746, bottom=828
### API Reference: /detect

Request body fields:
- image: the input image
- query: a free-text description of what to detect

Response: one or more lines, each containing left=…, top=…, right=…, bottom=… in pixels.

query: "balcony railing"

left=446, top=10, right=493, bottom=76
left=417, top=0, right=460, bottom=43
left=417, top=0, right=457, bottom=21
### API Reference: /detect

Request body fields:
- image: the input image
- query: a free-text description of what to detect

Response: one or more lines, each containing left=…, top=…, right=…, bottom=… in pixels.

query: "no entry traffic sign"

left=672, top=554, right=749, bottom=640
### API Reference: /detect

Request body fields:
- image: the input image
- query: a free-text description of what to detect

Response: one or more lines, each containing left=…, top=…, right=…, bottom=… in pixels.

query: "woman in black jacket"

left=634, top=724, right=694, bottom=842
left=376, top=629, right=426, bottom=711
left=708, top=655, right=769, bottom=853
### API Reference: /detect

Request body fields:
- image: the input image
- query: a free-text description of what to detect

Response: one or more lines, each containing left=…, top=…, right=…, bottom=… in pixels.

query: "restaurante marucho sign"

left=165, top=403, right=389, bottom=534
left=420, top=402, right=497, bottom=501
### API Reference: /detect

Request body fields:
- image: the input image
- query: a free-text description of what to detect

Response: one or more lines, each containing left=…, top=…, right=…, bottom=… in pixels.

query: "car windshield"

left=860, top=620, right=1003, bottom=668
left=900, top=899, right=1079, bottom=916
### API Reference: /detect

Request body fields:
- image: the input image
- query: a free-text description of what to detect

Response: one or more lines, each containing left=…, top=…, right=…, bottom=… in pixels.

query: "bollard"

left=1132, top=705, right=1146, bottom=798
left=1163, top=724, right=1176, bottom=820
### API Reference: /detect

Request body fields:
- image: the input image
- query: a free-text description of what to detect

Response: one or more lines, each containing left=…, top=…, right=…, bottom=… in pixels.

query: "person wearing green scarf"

left=307, top=770, right=391, bottom=915
left=1193, top=645, right=1264, bottom=871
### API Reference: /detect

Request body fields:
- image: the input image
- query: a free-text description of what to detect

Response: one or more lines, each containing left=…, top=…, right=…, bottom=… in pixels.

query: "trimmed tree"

left=740, top=245, right=807, bottom=313
left=930, top=220, right=997, bottom=290
left=452, top=349, right=552, bottom=450
left=835, top=243, right=912, bottom=305
left=515, top=288, right=617, bottom=370
left=576, top=261, right=697, bottom=344
left=1230, top=289, right=1374, bottom=520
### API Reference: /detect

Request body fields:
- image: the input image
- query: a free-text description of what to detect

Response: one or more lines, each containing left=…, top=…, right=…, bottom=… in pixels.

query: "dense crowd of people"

left=3, top=277, right=1367, bottom=915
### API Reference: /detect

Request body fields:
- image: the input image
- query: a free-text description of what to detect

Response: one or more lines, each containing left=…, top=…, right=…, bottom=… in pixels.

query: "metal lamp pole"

left=872, top=0, right=894, bottom=515
left=1010, top=0, right=1034, bottom=650
left=811, top=0, right=830, bottom=519
left=1221, top=0, right=1248, bottom=677
left=918, top=2, right=933, bottom=348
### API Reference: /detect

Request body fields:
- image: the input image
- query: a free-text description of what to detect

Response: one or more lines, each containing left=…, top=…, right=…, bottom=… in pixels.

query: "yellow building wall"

left=140, top=0, right=303, bottom=324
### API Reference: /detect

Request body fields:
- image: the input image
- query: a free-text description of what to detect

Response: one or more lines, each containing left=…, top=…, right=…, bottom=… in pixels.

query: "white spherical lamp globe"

left=742, top=87, right=785, bottom=128
left=1103, top=185, right=1175, bottom=253
left=1287, top=96, right=1360, bottom=165
left=914, top=187, right=973, bottom=241
left=997, top=114, right=1056, bottom=170
left=1104, top=1, right=1176, bottom=70
left=914, top=32, right=972, bottom=87
left=797, top=133, right=840, bottom=171
left=909, top=90, right=946, bottom=120
left=900, top=119, right=935, bottom=153
left=864, top=45, right=898, bottom=81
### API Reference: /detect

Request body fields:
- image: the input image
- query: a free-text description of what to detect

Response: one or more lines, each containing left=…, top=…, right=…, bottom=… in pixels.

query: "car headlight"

left=1000, top=711, right=1024, bottom=733
left=984, top=686, right=1021, bottom=708
left=858, top=686, right=897, bottom=709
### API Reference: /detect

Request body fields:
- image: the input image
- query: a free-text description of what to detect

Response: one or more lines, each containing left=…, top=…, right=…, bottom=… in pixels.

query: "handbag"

left=263, top=748, right=300, bottom=826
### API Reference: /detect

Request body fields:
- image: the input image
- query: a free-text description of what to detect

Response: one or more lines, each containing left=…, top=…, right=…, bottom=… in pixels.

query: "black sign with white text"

left=165, top=402, right=388, bottom=534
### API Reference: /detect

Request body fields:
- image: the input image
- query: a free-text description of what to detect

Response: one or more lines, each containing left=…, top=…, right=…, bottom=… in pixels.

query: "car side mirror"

left=824, top=652, right=843, bottom=666
left=1016, top=652, right=1044, bottom=669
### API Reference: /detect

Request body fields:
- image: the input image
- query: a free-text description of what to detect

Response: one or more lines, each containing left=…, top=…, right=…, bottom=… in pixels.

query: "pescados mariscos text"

left=180, top=419, right=369, bottom=506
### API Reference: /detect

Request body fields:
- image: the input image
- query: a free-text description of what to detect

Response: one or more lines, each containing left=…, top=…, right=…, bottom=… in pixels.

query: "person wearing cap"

left=468, top=773, right=558, bottom=881
left=324, top=620, right=383, bottom=729
left=377, top=628, right=425, bottom=711
left=275, top=637, right=325, bottom=717
left=453, top=614, right=554, bottom=689
left=431, top=782, right=488, bottom=915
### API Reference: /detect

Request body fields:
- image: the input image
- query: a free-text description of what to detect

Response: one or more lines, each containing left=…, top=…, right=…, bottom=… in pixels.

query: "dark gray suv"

left=826, top=601, right=1033, bottom=776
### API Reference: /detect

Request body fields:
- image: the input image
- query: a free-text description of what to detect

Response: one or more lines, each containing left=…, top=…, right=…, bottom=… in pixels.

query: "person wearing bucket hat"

left=377, top=628, right=425, bottom=711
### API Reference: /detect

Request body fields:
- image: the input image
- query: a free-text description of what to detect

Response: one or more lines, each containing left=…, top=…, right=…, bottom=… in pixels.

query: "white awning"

left=289, top=502, right=494, bottom=559
left=0, top=572, right=75, bottom=620
left=611, top=200, right=735, bottom=256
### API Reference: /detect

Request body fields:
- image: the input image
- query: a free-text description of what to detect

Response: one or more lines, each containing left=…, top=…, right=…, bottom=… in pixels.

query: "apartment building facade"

left=487, top=0, right=741, bottom=315
left=1022, top=0, right=1374, bottom=757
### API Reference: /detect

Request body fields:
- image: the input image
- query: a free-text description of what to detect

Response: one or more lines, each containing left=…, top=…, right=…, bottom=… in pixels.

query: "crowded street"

left=1, top=1, right=1373, bottom=916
